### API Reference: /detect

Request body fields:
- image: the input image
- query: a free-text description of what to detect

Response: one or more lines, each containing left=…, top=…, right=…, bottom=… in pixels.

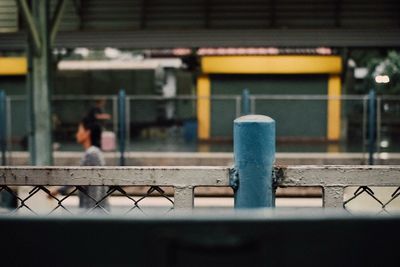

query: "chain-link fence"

left=277, top=165, right=400, bottom=214
left=1, top=166, right=400, bottom=215
left=0, top=185, right=174, bottom=215
left=0, top=166, right=230, bottom=215
left=344, top=186, right=400, bottom=214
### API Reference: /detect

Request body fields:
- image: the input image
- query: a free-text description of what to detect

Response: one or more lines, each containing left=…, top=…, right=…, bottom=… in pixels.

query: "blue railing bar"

left=241, top=89, right=251, bottom=116
left=118, top=89, right=126, bottom=166
left=6, top=94, right=375, bottom=102
left=368, top=89, right=376, bottom=165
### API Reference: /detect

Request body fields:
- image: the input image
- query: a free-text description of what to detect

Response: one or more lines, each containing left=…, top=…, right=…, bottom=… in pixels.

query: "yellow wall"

left=327, top=75, right=341, bottom=141
left=0, top=57, right=27, bottom=75
left=197, top=75, right=211, bottom=140
left=202, top=55, right=342, bottom=74
left=197, top=55, right=342, bottom=141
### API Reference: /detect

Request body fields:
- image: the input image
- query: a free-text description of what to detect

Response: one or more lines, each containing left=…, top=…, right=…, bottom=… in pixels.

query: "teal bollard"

left=234, top=115, right=276, bottom=208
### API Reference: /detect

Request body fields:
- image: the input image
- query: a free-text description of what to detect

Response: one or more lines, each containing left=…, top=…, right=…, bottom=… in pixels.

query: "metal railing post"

left=376, top=96, right=382, bottom=162
left=6, top=96, right=12, bottom=163
left=112, top=96, right=118, bottom=140
left=362, top=96, right=367, bottom=163
left=235, top=96, right=241, bottom=118
left=250, top=96, right=256, bottom=114
left=241, top=89, right=250, bottom=115
left=234, top=115, right=276, bottom=208
left=368, top=90, right=376, bottom=165
left=125, top=96, right=131, bottom=152
left=118, top=89, right=126, bottom=166
left=0, top=90, right=6, bottom=166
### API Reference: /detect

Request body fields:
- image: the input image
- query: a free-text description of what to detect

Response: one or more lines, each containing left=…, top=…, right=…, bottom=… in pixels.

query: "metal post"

left=118, top=90, right=126, bottom=166
left=112, top=96, right=118, bottom=138
left=0, top=91, right=11, bottom=208
left=368, top=90, right=376, bottom=165
left=362, top=97, right=367, bottom=163
left=235, top=96, right=241, bottom=118
left=0, top=91, right=6, bottom=165
left=125, top=96, right=131, bottom=152
left=376, top=96, right=382, bottom=162
left=234, top=115, right=276, bottom=208
left=27, top=0, right=53, bottom=165
left=241, top=89, right=251, bottom=115
left=6, top=97, right=12, bottom=164
left=250, top=96, right=256, bottom=114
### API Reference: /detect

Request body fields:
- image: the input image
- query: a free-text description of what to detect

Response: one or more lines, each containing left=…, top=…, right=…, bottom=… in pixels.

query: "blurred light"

left=172, top=48, right=192, bottom=56
left=197, top=47, right=279, bottom=56
left=379, top=152, right=389, bottom=160
left=347, top=59, right=356, bottom=68
left=384, top=103, right=389, bottom=112
left=354, top=67, right=368, bottom=79
left=375, top=75, right=390, bottom=84
left=53, top=48, right=67, bottom=56
left=104, top=47, right=121, bottom=59
left=74, top=48, right=89, bottom=58
left=58, top=58, right=182, bottom=70
left=380, top=140, right=389, bottom=148
left=315, top=47, right=332, bottom=55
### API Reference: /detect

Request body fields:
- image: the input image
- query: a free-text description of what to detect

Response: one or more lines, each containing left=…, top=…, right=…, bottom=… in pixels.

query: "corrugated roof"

left=1, top=0, right=400, bottom=49
left=48, top=0, right=400, bottom=30
left=0, top=0, right=18, bottom=32
left=1, top=29, right=400, bottom=50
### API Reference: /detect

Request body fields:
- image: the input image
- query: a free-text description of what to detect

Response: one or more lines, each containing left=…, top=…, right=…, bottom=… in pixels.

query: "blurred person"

left=85, top=98, right=116, bottom=151
left=50, top=117, right=109, bottom=212
left=85, top=98, right=111, bottom=125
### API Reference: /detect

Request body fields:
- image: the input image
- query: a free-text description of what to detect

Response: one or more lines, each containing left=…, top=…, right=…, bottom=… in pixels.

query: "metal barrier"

left=277, top=165, right=400, bottom=213
left=0, top=166, right=230, bottom=214
left=5, top=93, right=381, bottom=156
left=1, top=165, right=400, bottom=215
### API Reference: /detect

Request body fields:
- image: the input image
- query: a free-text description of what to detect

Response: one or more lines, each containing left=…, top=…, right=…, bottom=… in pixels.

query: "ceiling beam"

left=50, top=0, right=67, bottom=45
left=1, top=29, right=400, bottom=49
left=16, top=0, right=41, bottom=55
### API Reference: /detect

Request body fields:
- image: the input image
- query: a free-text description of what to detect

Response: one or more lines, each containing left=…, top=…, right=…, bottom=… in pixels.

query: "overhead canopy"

left=1, top=0, right=400, bottom=49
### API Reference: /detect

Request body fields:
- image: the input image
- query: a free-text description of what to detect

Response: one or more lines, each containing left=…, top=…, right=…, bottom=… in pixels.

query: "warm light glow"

left=375, top=75, right=390, bottom=84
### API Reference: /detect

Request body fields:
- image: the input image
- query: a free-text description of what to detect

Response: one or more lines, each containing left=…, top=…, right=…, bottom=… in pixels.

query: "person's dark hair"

left=81, top=117, right=102, bottom=148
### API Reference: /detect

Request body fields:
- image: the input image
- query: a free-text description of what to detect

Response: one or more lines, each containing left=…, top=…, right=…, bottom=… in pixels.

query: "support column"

left=28, top=0, right=52, bottom=165
left=196, top=75, right=210, bottom=140
left=174, top=186, right=194, bottom=209
left=327, top=74, right=341, bottom=141
left=323, top=186, right=345, bottom=208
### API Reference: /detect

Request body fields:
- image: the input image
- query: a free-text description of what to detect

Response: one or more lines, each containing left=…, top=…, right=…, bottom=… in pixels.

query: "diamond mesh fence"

left=0, top=185, right=174, bottom=216
left=344, top=186, right=400, bottom=214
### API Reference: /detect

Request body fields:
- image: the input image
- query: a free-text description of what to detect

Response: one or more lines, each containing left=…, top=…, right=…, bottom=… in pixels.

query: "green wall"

left=54, top=70, right=157, bottom=124
left=0, top=76, right=27, bottom=140
left=210, top=74, right=328, bottom=139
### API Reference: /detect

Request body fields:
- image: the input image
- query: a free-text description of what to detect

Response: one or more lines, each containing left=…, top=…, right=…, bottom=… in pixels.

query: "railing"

left=3, top=93, right=397, bottom=156
left=0, top=166, right=230, bottom=215
left=1, top=165, right=400, bottom=215
left=278, top=165, right=400, bottom=213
